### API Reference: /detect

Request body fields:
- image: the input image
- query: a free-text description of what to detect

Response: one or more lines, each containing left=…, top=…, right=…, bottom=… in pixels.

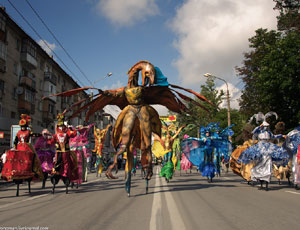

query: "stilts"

left=146, top=178, right=149, bottom=194
left=64, top=178, right=70, bottom=194
left=14, top=179, right=23, bottom=197
left=265, top=181, right=269, bottom=191
left=26, top=178, right=32, bottom=194
left=42, top=172, right=48, bottom=189
left=125, top=172, right=131, bottom=197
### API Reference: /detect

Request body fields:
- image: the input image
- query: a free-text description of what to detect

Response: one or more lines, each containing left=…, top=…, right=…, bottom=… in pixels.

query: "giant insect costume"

left=238, top=112, right=289, bottom=191
left=46, top=60, right=212, bottom=196
left=34, top=129, right=55, bottom=189
left=50, top=113, right=78, bottom=194
left=1, top=114, right=43, bottom=196
left=92, top=124, right=111, bottom=177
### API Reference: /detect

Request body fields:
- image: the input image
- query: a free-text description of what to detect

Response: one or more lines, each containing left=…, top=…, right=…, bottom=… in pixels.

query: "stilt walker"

left=45, top=61, right=212, bottom=196
left=50, top=113, right=78, bottom=194
left=93, top=124, right=111, bottom=177
left=1, top=114, right=43, bottom=196
left=238, top=112, right=289, bottom=191
left=34, top=129, right=55, bottom=189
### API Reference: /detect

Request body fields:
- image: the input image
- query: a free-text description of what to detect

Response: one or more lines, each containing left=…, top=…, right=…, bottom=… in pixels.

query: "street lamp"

left=204, top=73, right=232, bottom=141
left=93, top=72, right=112, bottom=85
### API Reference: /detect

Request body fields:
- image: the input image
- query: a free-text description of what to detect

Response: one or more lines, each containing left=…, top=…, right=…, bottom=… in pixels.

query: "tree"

left=237, top=28, right=300, bottom=130
left=273, top=0, right=300, bottom=31
left=236, top=28, right=280, bottom=116
left=175, top=78, right=245, bottom=145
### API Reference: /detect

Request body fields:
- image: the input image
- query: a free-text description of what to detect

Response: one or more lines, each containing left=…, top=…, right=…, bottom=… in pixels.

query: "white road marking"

left=285, top=191, right=300, bottom=195
left=150, top=167, right=186, bottom=230
left=149, top=167, right=162, bottom=230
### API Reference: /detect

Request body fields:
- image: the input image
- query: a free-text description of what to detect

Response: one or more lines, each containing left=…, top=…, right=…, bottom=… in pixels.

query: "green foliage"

left=174, top=78, right=245, bottom=145
left=237, top=27, right=300, bottom=130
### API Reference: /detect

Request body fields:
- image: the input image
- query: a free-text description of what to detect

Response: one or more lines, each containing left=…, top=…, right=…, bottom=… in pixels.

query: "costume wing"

left=143, top=85, right=213, bottom=114
left=181, top=137, right=205, bottom=167
left=283, top=126, right=300, bottom=156
left=43, top=87, right=128, bottom=121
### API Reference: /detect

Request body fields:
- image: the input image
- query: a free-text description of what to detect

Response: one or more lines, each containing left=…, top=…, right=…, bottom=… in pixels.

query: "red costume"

left=50, top=113, right=78, bottom=194
left=1, top=114, right=43, bottom=182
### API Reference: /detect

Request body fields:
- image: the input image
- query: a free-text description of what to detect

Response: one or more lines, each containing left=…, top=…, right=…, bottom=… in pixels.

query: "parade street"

left=0, top=166, right=299, bottom=230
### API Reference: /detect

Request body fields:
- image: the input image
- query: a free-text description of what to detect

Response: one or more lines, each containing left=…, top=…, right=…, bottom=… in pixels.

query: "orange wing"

left=143, top=85, right=212, bottom=114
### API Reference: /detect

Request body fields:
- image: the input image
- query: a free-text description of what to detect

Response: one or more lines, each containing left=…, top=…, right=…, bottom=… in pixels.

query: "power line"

left=24, top=0, right=94, bottom=87
left=6, top=0, right=85, bottom=87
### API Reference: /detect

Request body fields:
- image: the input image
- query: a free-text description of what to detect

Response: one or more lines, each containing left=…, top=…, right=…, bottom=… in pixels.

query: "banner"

left=159, top=115, right=176, bottom=122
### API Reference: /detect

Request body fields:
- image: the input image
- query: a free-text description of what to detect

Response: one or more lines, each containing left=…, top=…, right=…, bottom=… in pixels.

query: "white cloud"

left=216, top=82, right=242, bottom=109
left=170, top=0, right=278, bottom=87
left=37, top=39, right=56, bottom=56
left=102, top=80, right=123, bottom=90
left=96, top=0, right=159, bottom=27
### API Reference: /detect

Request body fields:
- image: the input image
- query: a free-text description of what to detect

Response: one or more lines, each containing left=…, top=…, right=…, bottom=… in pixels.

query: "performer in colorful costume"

left=50, top=113, right=78, bottom=194
left=46, top=60, right=212, bottom=196
left=153, top=123, right=185, bottom=182
left=272, top=122, right=291, bottom=185
left=1, top=114, right=43, bottom=196
left=34, top=129, right=55, bottom=188
left=180, top=134, right=192, bottom=172
left=283, top=125, right=300, bottom=188
left=238, top=112, right=289, bottom=191
left=70, top=123, right=95, bottom=187
left=181, top=123, right=233, bottom=182
left=93, top=124, right=111, bottom=177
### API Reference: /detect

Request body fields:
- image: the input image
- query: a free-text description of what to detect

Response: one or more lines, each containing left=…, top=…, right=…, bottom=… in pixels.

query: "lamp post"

left=93, top=72, right=112, bottom=85
left=204, top=73, right=231, bottom=141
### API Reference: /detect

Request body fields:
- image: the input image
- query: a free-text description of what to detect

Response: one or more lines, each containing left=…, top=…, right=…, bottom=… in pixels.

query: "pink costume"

left=34, top=133, right=55, bottom=174
left=181, top=153, right=192, bottom=171
left=69, top=124, right=95, bottom=184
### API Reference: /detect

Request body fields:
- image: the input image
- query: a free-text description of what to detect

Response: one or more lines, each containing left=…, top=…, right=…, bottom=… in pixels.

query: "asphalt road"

left=1, top=167, right=300, bottom=230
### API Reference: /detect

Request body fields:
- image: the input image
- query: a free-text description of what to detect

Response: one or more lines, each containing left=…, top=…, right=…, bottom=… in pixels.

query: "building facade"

left=0, top=7, right=116, bottom=153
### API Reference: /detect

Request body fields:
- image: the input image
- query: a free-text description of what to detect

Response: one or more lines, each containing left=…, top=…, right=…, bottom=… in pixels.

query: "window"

left=0, top=79, right=4, bottom=91
left=0, top=40, right=7, bottom=61
left=21, top=39, right=36, bottom=58
left=24, top=89, right=35, bottom=104
left=39, top=80, right=43, bottom=90
left=0, top=103, right=2, bottom=116
left=40, top=59, right=44, bottom=70
left=13, top=62, right=18, bottom=75
left=16, top=39, right=20, bottom=51
left=11, top=111, right=16, bottom=119
left=38, top=101, right=42, bottom=111
left=12, top=88, right=17, bottom=100
left=50, top=85, right=53, bottom=93
left=49, top=104, right=54, bottom=114
left=0, top=13, right=6, bottom=32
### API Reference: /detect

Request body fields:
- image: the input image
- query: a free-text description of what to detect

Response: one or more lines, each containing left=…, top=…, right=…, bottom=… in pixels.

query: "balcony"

left=44, top=72, right=57, bottom=85
left=20, top=52, right=37, bottom=69
left=21, top=39, right=37, bottom=69
left=18, top=99, right=35, bottom=115
left=19, top=76, right=36, bottom=92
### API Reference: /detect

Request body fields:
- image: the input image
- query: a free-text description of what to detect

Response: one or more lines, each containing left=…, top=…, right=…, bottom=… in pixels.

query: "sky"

left=1, top=0, right=279, bottom=114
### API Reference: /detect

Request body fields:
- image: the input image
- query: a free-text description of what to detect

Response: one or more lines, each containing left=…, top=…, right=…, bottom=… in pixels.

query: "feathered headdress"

left=19, top=114, right=31, bottom=127
left=57, top=113, right=65, bottom=126
left=248, top=111, right=278, bottom=126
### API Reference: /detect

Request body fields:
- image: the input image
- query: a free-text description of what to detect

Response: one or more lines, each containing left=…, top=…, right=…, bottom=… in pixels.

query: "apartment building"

left=0, top=7, right=116, bottom=153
